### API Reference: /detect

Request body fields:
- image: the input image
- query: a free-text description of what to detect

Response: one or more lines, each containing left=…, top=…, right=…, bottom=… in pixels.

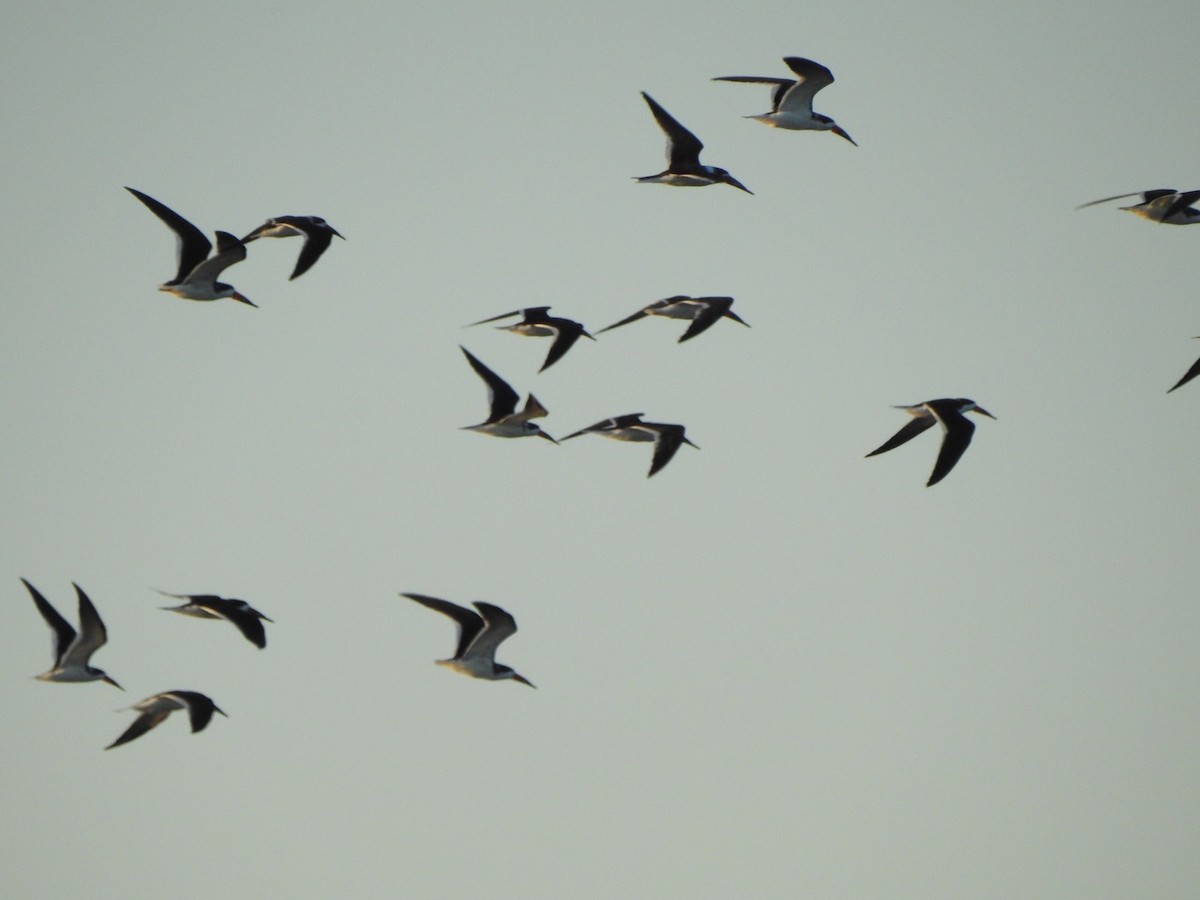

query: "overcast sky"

left=3, top=2, right=1200, bottom=898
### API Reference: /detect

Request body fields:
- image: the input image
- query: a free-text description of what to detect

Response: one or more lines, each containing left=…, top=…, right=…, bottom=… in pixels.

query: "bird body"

left=22, top=579, right=122, bottom=689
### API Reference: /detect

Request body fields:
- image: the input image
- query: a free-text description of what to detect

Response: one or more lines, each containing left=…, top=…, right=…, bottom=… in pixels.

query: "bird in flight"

left=22, top=579, right=122, bottom=689
left=866, top=399, right=995, bottom=486
left=460, top=346, right=557, bottom=441
left=402, top=593, right=534, bottom=687
left=241, top=215, right=344, bottom=279
left=106, top=691, right=227, bottom=750
left=467, top=306, right=595, bottom=371
left=157, top=590, right=274, bottom=649
left=126, top=187, right=254, bottom=306
left=714, top=56, right=856, bottom=145
left=635, top=92, right=752, bottom=193
left=561, top=413, right=698, bottom=477
left=597, top=295, right=748, bottom=343
left=1076, top=189, right=1200, bottom=225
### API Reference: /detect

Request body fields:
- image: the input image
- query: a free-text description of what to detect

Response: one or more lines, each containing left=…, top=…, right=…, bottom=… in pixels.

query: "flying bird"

left=467, top=306, right=595, bottom=371
left=401, top=593, right=534, bottom=687
left=241, top=215, right=344, bottom=279
left=157, top=591, right=273, bottom=649
left=106, top=691, right=227, bottom=750
left=125, top=187, right=254, bottom=306
left=1168, top=338, right=1200, bottom=393
left=1076, top=189, right=1200, bottom=224
left=866, top=399, right=995, bottom=486
left=714, top=56, right=857, bottom=145
left=635, top=92, right=752, bottom=193
left=561, top=413, right=698, bottom=477
left=597, top=295, right=749, bottom=343
left=20, top=580, right=121, bottom=686
left=460, top=346, right=557, bottom=441
left=21, top=579, right=122, bottom=689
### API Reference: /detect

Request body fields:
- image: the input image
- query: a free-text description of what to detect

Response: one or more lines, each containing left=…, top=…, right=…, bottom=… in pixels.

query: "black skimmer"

left=714, top=57, right=857, bottom=145
left=1076, top=189, right=1200, bottom=224
left=460, top=346, right=557, bottom=441
left=635, top=92, right=752, bottom=194
left=21, top=579, right=122, bottom=689
left=597, top=295, right=749, bottom=343
left=1168, top=339, right=1200, bottom=393
left=126, top=187, right=254, bottom=306
left=866, top=399, right=995, bottom=486
left=467, top=307, right=595, bottom=371
left=401, top=593, right=534, bottom=687
left=561, top=413, right=698, bottom=477
left=157, top=591, right=273, bottom=649
left=106, top=691, right=227, bottom=750
left=241, top=215, right=344, bottom=279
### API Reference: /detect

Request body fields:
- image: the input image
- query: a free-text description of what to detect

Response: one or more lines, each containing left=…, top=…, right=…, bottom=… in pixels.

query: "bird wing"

left=712, top=75, right=795, bottom=113
left=926, top=409, right=976, bottom=486
left=467, top=309, right=521, bottom=326
left=126, top=187, right=212, bottom=284
left=1168, top=346, right=1200, bottom=393
left=218, top=603, right=269, bottom=648
left=183, top=231, right=246, bottom=285
left=641, top=92, right=703, bottom=169
left=460, top=346, right=519, bottom=421
left=645, top=424, right=689, bottom=476
left=105, top=710, right=172, bottom=748
left=164, top=691, right=223, bottom=732
left=865, top=411, right=937, bottom=457
left=22, top=578, right=76, bottom=667
left=539, top=320, right=589, bottom=371
left=279, top=219, right=338, bottom=280
left=1162, top=190, right=1200, bottom=222
left=559, top=417, right=611, bottom=440
left=68, top=583, right=109, bottom=663
left=1075, top=189, right=1176, bottom=210
left=597, top=307, right=651, bottom=334
left=466, top=602, right=519, bottom=661
left=678, top=298, right=734, bottom=342
left=778, top=57, right=836, bottom=114
left=402, top=593, right=484, bottom=660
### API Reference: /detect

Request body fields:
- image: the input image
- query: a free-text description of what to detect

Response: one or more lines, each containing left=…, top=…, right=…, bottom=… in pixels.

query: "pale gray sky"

left=3, top=2, right=1200, bottom=898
